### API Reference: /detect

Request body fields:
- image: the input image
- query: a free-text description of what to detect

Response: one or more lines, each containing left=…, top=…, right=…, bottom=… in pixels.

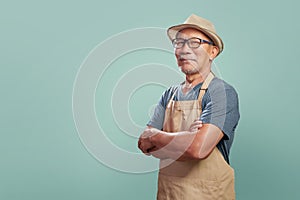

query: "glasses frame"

left=172, top=37, right=214, bottom=49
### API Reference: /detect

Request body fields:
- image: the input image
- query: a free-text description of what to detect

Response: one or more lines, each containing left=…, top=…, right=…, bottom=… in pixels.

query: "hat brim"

left=167, top=24, right=224, bottom=54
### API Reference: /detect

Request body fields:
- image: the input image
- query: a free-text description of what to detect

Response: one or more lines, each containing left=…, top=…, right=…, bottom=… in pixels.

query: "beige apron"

left=157, top=72, right=235, bottom=200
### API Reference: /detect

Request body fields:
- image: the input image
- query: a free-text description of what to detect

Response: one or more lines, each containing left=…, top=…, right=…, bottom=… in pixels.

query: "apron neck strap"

left=198, top=71, right=215, bottom=104
left=166, top=71, right=215, bottom=108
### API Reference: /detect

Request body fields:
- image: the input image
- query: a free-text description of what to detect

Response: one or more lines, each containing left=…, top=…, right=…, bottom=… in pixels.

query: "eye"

left=173, top=39, right=185, bottom=48
left=189, top=39, right=201, bottom=47
left=176, top=41, right=185, bottom=45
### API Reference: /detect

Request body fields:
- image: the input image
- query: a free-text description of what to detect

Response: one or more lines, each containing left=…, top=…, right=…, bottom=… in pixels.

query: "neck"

left=185, top=69, right=211, bottom=87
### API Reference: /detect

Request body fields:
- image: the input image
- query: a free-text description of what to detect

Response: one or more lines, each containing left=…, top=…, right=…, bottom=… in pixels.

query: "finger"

left=189, top=124, right=202, bottom=132
left=139, top=140, right=154, bottom=154
left=190, top=128, right=198, bottom=132
left=146, top=146, right=156, bottom=153
left=190, top=121, right=198, bottom=127
left=193, top=121, right=203, bottom=127
left=194, top=123, right=203, bottom=128
left=141, top=128, right=155, bottom=138
left=193, top=119, right=203, bottom=123
left=190, top=122, right=201, bottom=129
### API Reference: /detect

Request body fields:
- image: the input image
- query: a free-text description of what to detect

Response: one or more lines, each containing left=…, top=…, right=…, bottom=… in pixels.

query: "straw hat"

left=167, top=14, right=224, bottom=55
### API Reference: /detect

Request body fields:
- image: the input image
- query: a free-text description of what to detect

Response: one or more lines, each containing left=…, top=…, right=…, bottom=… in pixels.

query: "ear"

left=210, top=46, right=219, bottom=60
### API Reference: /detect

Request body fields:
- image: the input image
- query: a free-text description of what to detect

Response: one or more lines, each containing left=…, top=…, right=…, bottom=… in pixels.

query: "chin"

left=180, top=64, right=199, bottom=75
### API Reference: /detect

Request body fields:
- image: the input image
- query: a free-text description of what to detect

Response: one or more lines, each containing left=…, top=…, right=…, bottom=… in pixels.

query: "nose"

left=175, top=42, right=192, bottom=56
left=182, top=40, right=192, bottom=50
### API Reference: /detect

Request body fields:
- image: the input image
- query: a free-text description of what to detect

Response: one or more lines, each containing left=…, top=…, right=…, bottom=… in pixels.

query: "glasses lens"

left=188, top=38, right=201, bottom=48
left=173, top=39, right=185, bottom=48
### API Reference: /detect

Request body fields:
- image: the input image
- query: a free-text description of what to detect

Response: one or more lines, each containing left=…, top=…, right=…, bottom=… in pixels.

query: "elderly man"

left=138, top=14, right=240, bottom=200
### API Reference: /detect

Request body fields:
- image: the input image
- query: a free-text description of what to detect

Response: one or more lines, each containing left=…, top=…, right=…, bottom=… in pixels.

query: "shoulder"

left=166, top=84, right=180, bottom=94
left=207, top=77, right=239, bottom=98
left=202, top=77, right=239, bottom=108
left=209, top=77, right=237, bottom=91
left=159, top=84, right=181, bottom=108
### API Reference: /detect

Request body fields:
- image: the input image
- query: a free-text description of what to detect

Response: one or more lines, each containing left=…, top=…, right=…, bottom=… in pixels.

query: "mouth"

left=178, top=55, right=195, bottom=60
left=179, top=58, right=195, bottom=63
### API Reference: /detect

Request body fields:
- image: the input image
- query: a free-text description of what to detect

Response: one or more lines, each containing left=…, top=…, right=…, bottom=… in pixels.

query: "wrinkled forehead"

left=176, top=28, right=211, bottom=41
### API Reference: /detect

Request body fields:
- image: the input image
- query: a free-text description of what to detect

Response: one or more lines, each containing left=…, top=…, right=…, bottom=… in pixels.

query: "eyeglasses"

left=172, top=37, right=214, bottom=49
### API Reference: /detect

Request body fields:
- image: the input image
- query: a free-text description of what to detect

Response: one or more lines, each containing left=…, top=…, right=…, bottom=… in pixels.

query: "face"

left=174, top=28, right=219, bottom=75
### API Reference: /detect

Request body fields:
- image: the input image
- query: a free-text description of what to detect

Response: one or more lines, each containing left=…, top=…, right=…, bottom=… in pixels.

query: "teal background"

left=1, top=0, right=299, bottom=199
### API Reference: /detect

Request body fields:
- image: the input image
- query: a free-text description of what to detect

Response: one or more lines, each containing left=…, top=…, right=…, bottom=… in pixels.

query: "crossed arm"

left=138, top=121, right=224, bottom=161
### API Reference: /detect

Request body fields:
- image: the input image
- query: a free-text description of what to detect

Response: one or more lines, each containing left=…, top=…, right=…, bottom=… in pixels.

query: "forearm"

left=149, top=124, right=223, bottom=161
left=149, top=129, right=201, bottom=161
left=139, top=123, right=200, bottom=159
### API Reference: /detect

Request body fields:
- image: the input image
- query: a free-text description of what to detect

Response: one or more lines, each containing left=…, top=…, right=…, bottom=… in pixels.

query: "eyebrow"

left=175, top=31, right=213, bottom=43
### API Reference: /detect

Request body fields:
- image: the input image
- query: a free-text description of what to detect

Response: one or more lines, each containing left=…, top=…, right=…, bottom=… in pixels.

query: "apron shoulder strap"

left=198, top=72, right=215, bottom=110
left=166, top=86, right=178, bottom=108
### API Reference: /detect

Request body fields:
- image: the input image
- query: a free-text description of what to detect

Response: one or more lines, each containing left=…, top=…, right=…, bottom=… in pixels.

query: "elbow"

left=188, top=149, right=210, bottom=160
left=197, top=151, right=210, bottom=160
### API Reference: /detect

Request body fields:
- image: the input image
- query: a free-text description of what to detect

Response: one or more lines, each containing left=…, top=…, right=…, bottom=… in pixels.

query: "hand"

left=138, top=128, right=159, bottom=155
left=188, top=120, right=203, bottom=132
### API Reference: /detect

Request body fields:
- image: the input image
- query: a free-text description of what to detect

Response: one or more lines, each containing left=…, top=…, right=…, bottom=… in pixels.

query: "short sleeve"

left=147, top=103, right=165, bottom=129
left=200, top=80, right=240, bottom=140
left=147, top=86, right=177, bottom=130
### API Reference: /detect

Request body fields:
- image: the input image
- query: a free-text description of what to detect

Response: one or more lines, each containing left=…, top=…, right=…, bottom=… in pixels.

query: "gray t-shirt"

left=147, top=77, right=240, bottom=164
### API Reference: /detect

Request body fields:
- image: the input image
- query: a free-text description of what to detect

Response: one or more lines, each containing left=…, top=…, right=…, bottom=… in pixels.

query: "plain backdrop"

left=1, top=0, right=299, bottom=199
